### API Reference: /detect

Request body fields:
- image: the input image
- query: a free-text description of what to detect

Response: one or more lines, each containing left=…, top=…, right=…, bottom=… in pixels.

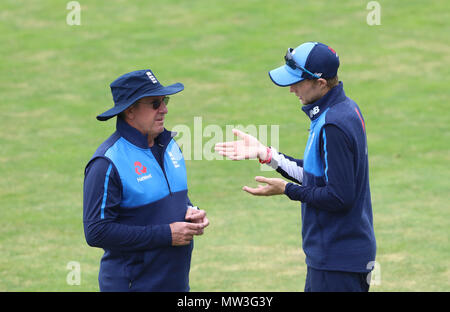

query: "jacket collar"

left=301, top=81, right=346, bottom=121
left=116, top=117, right=175, bottom=149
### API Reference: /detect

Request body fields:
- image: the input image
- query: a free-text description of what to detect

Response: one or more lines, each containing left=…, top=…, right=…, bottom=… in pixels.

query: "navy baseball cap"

left=269, top=42, right=340, bottom=87
left=97, top=69, right=184, bottom=121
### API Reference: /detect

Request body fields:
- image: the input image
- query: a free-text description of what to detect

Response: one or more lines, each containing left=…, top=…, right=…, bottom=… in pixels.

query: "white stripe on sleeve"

left=268, top=147, right=303, bottom=183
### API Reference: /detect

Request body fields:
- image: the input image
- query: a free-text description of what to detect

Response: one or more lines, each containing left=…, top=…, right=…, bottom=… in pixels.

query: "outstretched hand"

left=214, top=129, right=268, bottom=161
left=242, top=176, right=288, bottom=196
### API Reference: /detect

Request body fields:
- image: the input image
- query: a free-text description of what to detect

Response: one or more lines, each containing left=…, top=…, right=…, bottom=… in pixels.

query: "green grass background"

left=0, top=0, right=449, bottom=291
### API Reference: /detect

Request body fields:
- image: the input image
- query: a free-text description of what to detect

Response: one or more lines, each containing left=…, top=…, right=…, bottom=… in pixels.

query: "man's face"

left=127, top=96, right=168, bottom=138
left=289, top=79, right=325, bottom=105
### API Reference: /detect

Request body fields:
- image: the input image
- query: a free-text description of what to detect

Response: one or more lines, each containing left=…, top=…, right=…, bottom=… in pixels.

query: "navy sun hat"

left=269, top=42, right=340, bottom=87
left=97, top=69, right=184, bottom=121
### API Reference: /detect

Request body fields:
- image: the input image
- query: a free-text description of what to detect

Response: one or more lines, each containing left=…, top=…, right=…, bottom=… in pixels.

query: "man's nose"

left=289, top=85, right=295, bottom=93
left=159, top=102, right=168, bottom=114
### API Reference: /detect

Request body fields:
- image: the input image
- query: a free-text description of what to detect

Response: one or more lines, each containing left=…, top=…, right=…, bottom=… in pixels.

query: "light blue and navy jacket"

left=268, top=82, right=376, bottom=273
left=83, top=117, right=193, bottom=291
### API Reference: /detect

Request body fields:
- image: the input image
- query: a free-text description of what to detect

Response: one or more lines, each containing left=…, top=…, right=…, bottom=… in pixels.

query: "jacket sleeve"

left=267, top=147, right=304, bottom=184
left=83, top=157, right=172, bottom=251
left=284, top=125, right=356, bottom=212
left=186, top=196, right=193, bottom=208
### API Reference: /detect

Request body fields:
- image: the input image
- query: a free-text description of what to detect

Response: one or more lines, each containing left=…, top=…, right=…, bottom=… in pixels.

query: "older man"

left=83, top=69, right=208, bottom=291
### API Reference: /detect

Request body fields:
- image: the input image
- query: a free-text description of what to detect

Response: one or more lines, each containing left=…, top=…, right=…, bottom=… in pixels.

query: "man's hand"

left=185, top=207, right=209, bottom=229
left=214, top=129, right=268, bottom=161
left=242, top=176, right=288, bottom=196
left=169, top=221, right=207, bottom=246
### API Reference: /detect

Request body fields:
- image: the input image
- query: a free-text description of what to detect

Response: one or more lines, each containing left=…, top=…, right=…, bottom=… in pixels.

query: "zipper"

left=157, top=142, right=172, bottom=195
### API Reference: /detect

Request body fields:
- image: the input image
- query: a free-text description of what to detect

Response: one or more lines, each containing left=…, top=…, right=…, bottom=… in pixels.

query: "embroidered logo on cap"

left=146, top=71, right=158, bottom=84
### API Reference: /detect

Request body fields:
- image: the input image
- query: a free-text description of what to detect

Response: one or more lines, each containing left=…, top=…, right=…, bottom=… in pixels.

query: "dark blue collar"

left=301, top=81, right=346, bottom=121
left=116, top=117, right=174, bottom=149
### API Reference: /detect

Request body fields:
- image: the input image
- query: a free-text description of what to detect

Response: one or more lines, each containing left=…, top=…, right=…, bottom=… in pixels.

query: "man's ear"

left=317, top=78, right=328, bottom=89
left=123, top=106, right=135, bottom=120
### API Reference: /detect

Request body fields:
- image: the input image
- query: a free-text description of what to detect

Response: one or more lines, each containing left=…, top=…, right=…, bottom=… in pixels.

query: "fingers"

left=214, top=141, right=237, bottom=148
left=254, top=176, right=271, bottom=184
left=214, top=142, right=240, bottom=160
left=186, top=210, right=210, bottom=234
left=242, top=176, right=285, bottom=196
left=215, top=129, right=251, bottom=146
left=232, top=128, right=248, bottom=140
left=214, top=128, right=249, bottom=150
left=185, top=221, right=207, bottom=235
left=224, top=154, right=248, bottom=161
left=214, top=147, right=236, bottom=157
left=185, top=209, right=206, bottom=222
left=243, top=176, right=287, bottom=197
left=214, top=146, right=247, bottom=160
left=170, top=221, right=209, bottom=246
left=202, top=216, right=210, bottom=229
left=215, top=143, right=260, bottom=160
left=215, top=129, right=264, bottom=162
left=194, top=218, right=209, bottom=235
left=242, top=176, right=270, bottom=195
left=242, top=185, right=268, bottom=196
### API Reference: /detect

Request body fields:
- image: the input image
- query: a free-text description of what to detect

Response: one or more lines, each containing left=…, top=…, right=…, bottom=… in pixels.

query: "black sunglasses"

left=149, top=96, right=170, bottom=109
left=284, top=48, right=321, bottom=79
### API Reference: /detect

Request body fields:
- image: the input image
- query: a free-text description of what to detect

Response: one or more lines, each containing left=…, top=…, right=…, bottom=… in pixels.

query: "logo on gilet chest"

left=303, top=108, right=329, bottom=177
left=106, top=137, right=188, bottom=207
left=134, top=161, right=152, bottom=182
